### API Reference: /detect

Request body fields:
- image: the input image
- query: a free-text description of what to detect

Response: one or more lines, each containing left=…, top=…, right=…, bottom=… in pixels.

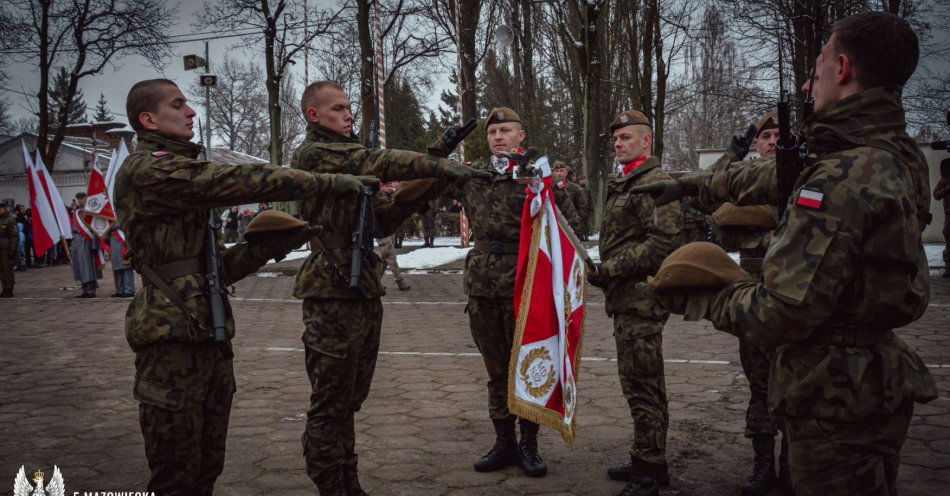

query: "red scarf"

left=622, top=155, right=648, bottom=176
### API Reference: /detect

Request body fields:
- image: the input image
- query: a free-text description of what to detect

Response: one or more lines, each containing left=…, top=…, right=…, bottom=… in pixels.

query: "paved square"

left=2, top=263, right=948, bottom=495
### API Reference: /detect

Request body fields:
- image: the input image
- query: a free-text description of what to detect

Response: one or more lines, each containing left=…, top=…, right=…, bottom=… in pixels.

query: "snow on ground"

left=266, top=240, right=946, bottom=272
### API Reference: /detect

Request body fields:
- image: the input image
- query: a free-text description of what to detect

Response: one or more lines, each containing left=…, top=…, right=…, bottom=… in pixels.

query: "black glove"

left=433, top=118, right=478, bottom=158
left=587, top=263, right=609, bottom=288
left=728, top=124, right=759, bottom=162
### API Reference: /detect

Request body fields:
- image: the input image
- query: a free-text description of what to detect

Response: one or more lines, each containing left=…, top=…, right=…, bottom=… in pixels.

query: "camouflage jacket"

left=566, top=181, right=589, bottom=228
left=291, top=123, right=458, bottom=300
left=699, top=87, right=937, bottom=419
left=0, top=213, right=17, bottom=253
left=934, top=176, right=950, bottom=212
left=439, top=160, right=526, bottom=298
left=553, top=180, right=580, bottom=233
left=599, top=156, right=683, bottom=319
left=114, top=132, right=340, bottom=351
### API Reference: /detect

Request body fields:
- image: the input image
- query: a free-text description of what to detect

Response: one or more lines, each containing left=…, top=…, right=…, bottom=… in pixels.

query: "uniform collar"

left=804, top=86, right=906, bottom=153
left=306, top=123, right=358, bottom=144
left=136, top=132, right=204, bottom=159
left=614, top=156, right=659, bottom=184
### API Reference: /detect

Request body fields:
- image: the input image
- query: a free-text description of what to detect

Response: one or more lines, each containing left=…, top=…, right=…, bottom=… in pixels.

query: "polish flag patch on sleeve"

left=796, top=188, right=824, bottom=209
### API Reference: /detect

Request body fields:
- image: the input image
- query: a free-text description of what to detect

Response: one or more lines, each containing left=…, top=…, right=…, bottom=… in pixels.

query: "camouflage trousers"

left=467, top=295, right=517, bottom=420
left=785, top=402, right=913, bottom=496
left=134, top=340, right=235, bottom=496
left=374, top=236, right=404, bottom=282
left=301, top=298, right=382, bottom=485
left=739, top=338, right=779, bottom=437
left=613, top=314, right=669, bottom=467
left=0, top=250, right=13, bottom=289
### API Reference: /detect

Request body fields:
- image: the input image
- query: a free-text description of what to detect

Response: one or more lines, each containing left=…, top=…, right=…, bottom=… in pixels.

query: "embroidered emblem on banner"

left=520, top=347, right=556, bottom=398
left=796, top=188, right=824, bottom=209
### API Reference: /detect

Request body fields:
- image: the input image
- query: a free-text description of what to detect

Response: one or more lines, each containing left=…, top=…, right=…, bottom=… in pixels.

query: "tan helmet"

left=711, top=203, right=778, bottom=229
left=647, top=242, right=750, bottom=290
left=243, top=209, right=309, bottom=243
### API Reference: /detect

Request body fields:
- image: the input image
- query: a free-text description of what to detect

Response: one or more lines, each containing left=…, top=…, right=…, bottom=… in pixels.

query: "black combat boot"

left=741, top=434, right=777, bottom=496
left=474, top=418, right=518, bottom=472
left=517, top=419, right=547, bottom=477
left=615, top=460, right=660, bottom=496
left=342, top=464, right=367, bottom=496
left=778, top=433, right=792, bottom=494
left=315, top=467, right=346, bottom=496
left=607, top=462, right=669, bottom=486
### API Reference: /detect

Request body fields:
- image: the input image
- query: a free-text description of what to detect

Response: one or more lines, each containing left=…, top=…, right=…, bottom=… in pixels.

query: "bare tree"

left=198, top=0, right=344, bottom=165
left=1, top=0, right=172, bottom=169
left=190, top=56, right=269, bottom=153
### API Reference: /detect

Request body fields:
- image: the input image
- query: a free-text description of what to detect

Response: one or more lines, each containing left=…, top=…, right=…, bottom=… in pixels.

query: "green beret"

left=486, top=107, right=522, bottom=127
left=609, top=111, right=651, bottom=133
left=243, top=210, right=308, bottom=243
left=647, top=242, right=750, bottom=290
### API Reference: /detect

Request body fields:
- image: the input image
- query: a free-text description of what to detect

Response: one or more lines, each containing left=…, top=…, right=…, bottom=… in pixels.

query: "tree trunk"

left=520, top=0, right=536, bottom=138
left=357, top=0, right=377, bottom=138
left=35, top=0, right=52, bottom=165
left=582, top=0, right=606, bottom=211
left=264, top=20, right=283, bottom=165
left=457, top=0, right=480, bottom=126
left=652, top=9, right=666, bottom=161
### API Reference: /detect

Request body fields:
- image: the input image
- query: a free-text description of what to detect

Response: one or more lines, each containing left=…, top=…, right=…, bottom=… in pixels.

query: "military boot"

left=607, top=462, right=669, bottom=486
left=778, top=433, right=792, bottom=495
left=615, top=460, right=660, bottom=496
left=517, top=419, right=547, bottom=477
left=342, top=464, right=367, bottom=496
left=741, top=434, right=777, bottom=496
left=315, top=467, right=346, bottom=496
left=474, top=418, right=518, bottom=472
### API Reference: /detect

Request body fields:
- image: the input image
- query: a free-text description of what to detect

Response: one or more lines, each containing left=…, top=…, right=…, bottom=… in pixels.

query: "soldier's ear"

left=306, top=107, right=319, bottom=124
left=139, top=111, right=159, bottom=132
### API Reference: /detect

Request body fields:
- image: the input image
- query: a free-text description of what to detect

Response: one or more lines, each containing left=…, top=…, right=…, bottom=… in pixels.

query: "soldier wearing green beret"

left=114, top=78, right=375, bottom=496
left=291, top=81, right=489, bottom=495
left=634, top=12, right=938, bottom=496
left=588, top=110, right=684, bottom=496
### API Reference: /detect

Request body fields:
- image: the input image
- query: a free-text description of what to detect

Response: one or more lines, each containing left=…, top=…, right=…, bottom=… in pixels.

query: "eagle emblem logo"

left=13, top=466, right=65, bottom=496
left=619, top=114, right=629, bottom=124
left=496, top=111, right=505, bottom=120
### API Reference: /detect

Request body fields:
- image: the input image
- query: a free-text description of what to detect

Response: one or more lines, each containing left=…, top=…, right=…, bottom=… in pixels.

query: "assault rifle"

left=775, top=37, right=808, bottom=216
left=365, top=120, right=380, bottom=149
left=198, top=120, right=233, bottom=359
left=349, top=185, right=380, bottom=297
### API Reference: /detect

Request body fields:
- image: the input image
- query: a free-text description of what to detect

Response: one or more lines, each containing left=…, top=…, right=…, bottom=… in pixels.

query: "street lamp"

left=184, top=46, right=216, bottom=160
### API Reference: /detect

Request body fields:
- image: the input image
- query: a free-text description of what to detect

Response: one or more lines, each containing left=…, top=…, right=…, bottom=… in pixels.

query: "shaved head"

left=126, top=79, right=178, bottom=132
left=300, top=80, right=346, bottom=116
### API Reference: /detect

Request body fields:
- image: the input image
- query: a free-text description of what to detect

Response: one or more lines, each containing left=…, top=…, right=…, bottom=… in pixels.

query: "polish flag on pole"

left=508, top=157, right=589, bottom=443
left=22, top=141, right=61, bottom=257
left=82, top=164, right=115, bottom=238
left=33, top=149, right=73, bottom=240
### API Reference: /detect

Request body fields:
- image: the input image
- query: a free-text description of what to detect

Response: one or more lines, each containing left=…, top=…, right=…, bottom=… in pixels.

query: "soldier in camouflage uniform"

left=587, top=111, right=683, bottom=496
left=0, top=201, right=17, bottom=297
left=420, top=107, right=549, bottom=478
left=290, top=81, right=488, bottom=496
left=578, top=175, right=595, bottom=239
left=421, top=202, right=437, bottom=246
left=551, top=161, right=581, bottom=232
left=113, top=79, right=373, bottom=496
left=634, top=13, right=938, bottom=496
left=375, top=182, right=410, bottom=291
left=565, top=167, right=590, bottom=239
left=935, top=160, right=950, bottom=278
left=706, top=113, right=786, bottom=496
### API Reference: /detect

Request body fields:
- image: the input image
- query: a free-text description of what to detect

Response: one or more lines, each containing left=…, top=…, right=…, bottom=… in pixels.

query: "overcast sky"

left=2, top=0, right=452, bottom=143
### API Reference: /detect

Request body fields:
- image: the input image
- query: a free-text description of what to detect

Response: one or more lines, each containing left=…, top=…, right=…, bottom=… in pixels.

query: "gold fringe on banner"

left=507, top=205, right=588, bottom=444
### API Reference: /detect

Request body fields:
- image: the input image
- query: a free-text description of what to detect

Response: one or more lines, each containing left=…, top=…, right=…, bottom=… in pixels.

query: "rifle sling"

left=138, top=258, right=202, bottom=315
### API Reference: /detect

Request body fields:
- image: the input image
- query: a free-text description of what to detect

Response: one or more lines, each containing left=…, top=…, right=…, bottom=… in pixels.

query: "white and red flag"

left=82, top=164, right=115, bottom=238
left=33, top=149, right=72, bottom=240
left=508, top=157, right=589, bottom=443
left=22, top=142, right=61, bottom=257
